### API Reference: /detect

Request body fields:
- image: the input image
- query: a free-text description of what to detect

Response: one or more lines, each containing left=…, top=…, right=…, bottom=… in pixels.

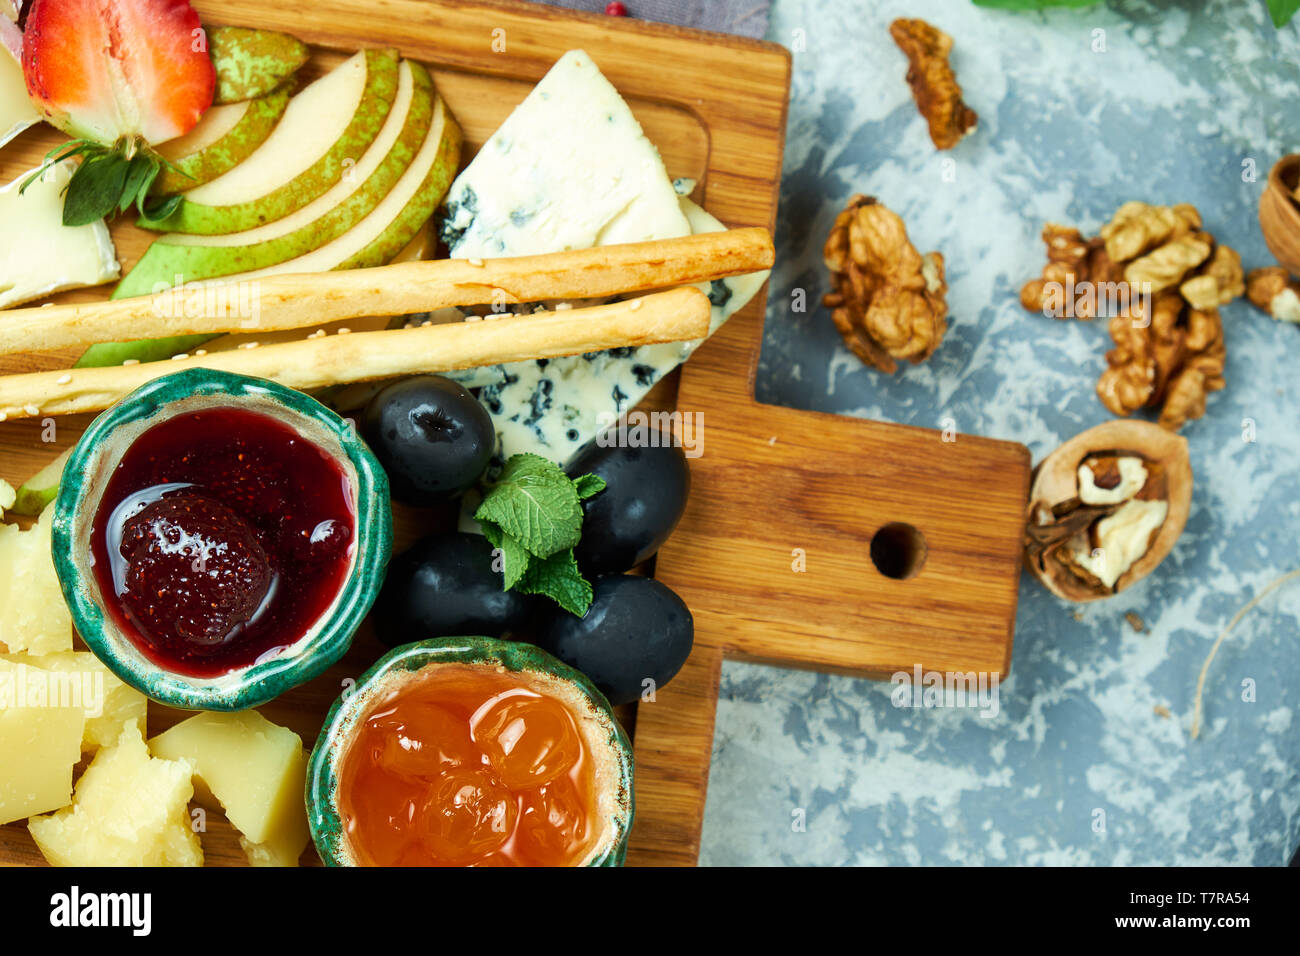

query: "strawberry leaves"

left=20, top=138, right=180, bottom=226
left=64, top=153, right=129, bottom=225
left=475, top=454, right=606, bottom=616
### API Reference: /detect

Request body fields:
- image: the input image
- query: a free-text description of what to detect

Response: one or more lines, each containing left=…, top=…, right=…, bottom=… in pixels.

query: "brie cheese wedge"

left=0, top=39, right=39, bottom=150
left=0, top=162, right=120, bottom=309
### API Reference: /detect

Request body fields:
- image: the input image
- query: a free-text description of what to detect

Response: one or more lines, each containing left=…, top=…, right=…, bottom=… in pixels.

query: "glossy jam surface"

left=338, top=665, right=600, bottom=867
left=90, top=408, right=355, bottom=677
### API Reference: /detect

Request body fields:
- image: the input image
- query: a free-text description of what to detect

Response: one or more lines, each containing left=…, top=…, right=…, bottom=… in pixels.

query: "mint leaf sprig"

left=475, top=453, right=605, bottom=616
left=972, top=0, right=1297, bottom=27
left=1268, top=0, right=1300, bottom=27
left=20, top=137, right=185, bottom=227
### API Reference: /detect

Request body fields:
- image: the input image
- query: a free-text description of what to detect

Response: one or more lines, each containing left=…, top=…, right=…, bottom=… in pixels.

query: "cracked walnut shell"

left=823, top=194, right=948, bottom=373
left=889, top=18, right=977, bottom=150
left=1024, top=420, right=1191, bottom=602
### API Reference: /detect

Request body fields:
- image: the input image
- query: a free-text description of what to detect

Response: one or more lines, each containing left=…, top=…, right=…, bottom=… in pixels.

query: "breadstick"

left=0, top=228, right=772, bottom=357
left=0, top=287, right=709, bottom=421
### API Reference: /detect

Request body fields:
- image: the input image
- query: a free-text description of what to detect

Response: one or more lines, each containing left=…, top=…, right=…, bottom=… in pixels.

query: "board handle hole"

left=870, top=523, right=927, bottom=580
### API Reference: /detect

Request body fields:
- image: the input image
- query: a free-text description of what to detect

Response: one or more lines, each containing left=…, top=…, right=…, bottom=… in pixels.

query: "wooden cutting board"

left=0, top=0, right=1030, bottom=867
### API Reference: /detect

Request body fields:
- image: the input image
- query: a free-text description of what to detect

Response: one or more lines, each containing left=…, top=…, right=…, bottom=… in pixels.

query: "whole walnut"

left=823, top=194, right=948, bottom=373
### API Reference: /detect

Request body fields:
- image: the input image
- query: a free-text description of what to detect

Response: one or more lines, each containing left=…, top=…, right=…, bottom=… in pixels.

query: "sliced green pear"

left=77, top=90, right=461, bottom=369
left=153, top=91, right=290, bottom=195
left=10, top=448, right=71, bottom=517
left=253, top=90, right=460, bottom=274
left=118, top=60, right=432, bottom=298
left=138, top=48, right=400, bottom=236
left=209, top=26, right=310, bottom=105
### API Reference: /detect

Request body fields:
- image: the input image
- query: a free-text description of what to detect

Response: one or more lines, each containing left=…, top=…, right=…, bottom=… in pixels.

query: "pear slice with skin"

left=10, top=447, right=71, bottom=517
left=153, top=91, right=290, bottom=195
left=139, top=49, right=400, bottom=236
left=117, top=60, right=431, bottom=298
left=208, top=26, right=310, bottom=105
left=76, top=87, right=461, bottom=369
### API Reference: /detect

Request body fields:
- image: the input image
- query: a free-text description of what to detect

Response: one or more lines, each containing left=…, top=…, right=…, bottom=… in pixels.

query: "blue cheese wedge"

left=438, top=49, right=767, bottom=466
left=467, top=198, right=768, bottom=465
left=0, top=163, right=120, bottom=309
left=440, top=50, right=691, bottom=257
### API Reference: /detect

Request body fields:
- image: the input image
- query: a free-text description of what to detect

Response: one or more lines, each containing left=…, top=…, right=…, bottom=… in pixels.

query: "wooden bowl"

left=1259, top=154, right=1300, bottom=276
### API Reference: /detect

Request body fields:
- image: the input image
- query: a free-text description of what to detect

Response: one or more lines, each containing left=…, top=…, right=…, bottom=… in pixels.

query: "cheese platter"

left=0, top=0, right=1031, bottom=868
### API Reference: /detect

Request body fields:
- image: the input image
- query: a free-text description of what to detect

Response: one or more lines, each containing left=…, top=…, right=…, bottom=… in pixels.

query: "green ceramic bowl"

left=51, top=368, right=392, bottom=711
left=307, top=636, right=635, bottom=867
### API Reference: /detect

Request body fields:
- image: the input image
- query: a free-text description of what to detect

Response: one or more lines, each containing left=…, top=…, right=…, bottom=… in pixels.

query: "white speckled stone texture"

left=700, top=0, right=1300, bottom=866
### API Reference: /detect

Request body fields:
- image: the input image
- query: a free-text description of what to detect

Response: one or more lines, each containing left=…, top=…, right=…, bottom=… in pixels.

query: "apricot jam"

left=90, top=408, right=355, bottom=677
left=338, top=665, right=600, bottom=866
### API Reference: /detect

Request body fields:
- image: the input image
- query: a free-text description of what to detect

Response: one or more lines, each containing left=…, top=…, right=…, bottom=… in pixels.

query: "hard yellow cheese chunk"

left=28, top=719, right=203, bottom=867
left=2, top=651, right=147, bottom=751
left=0, top=504, right=73, bottom=655
left=150, top=710, right=309, bottom=866
left=0, top=657, right=84, bottom=824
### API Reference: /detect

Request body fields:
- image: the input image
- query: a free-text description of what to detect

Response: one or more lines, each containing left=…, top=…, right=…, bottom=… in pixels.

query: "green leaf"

left=573, top=473, right=606, bottom=501
left=141, top=192, right=183, bottom=223
left=120, top=155, right=160, bottom=215
left=1268, top=0, right=1300, bottom=27
left=518, top=548, right=594, bottom=617
left=972, top=0, right=1097, bottom=8
left=19, top=141, right=102, bottom=195
left=479, top=522, right=531, bottom=591
left=62, top=154, right=130, bottom=226
left=474, top=453, right=583, bottom=559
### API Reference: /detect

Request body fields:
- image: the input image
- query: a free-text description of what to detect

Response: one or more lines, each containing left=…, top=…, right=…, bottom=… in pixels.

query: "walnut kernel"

left=889, top=18, right=977, bottom=150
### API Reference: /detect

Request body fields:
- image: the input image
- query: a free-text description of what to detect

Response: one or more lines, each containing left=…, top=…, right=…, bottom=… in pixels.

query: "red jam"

left=90, top=408, right=355, bottom=677
left=338, top=665, right=601, bottom=867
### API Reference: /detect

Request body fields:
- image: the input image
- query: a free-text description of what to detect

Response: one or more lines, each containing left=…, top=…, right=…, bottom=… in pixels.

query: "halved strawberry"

left=20, top=0, right=215, bottom=225
left=24, top=0, right=213, bottom=144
